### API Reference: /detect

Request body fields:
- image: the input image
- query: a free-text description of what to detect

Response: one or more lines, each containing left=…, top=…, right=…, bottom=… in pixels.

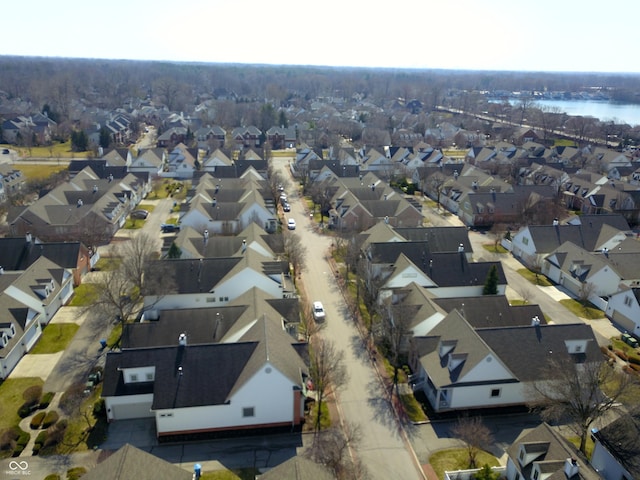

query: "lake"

left=528, top=99, right=640, bottom=126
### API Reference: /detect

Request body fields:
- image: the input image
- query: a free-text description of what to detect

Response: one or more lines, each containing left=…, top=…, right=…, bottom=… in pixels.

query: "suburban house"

left=10, top=166, right=148, bottom=245
left=194, top=125, right=226, bottom=149
left=81, top=444, right=192, bottom=480
left=102, top=316, right=309, bottom=438
left=358, top=147, right=394, bottom=176
left=504, top=423, right=599, bottom=480
left=591, top=412, right=640, bottom=480
left=0, top=164, right=26, bottom=201
left=166, top=144, right=199, bottom=179
left=510, top=214, right=630, bottom=267
left=142, top=249, right=293, bottom=312
left=172, top=222, right=283, bottom=260
left=0, top=234, right=92, bottom=286
left=129, top=147, right=165, bottom=177
left=409, top=313, right=600, bottom=413
left=179, top=174, right=277, bottom=234
left=201, top=148, right=233, bottom=172
left=605, top=286, right=640, bottom=335
left=266, top=126, right=296, bottom=149
left=101, top=147, right=131, bottom=168
left=0, top=256, right=74, bottom=378
left=231, top=126, right=262, bottom=149
left=259, top=456, right=334, bottom=480
left=1, top=113, right=56, bottom=145
left=543, top=240, right=640, bottom=300
left=156, top=126, right=187, bottom=148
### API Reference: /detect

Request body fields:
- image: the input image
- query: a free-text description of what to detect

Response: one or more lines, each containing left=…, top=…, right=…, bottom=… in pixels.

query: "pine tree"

left=167, top=242, right=182, bottom=259
left=483, top=265, right=498, bottom=295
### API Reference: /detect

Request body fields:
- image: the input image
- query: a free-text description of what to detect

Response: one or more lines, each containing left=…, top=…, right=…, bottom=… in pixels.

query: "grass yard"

left=429, top=448, right=500, bottom=480
left=0, top=377, right=44, bottom=431
left=399, top=393, right=428, bottom=422
left=566, top=436, right=594, bottom=459
left=507, top=299, right=529, bottom=306
left=15, top=163, right=68, bottom=181
left=482, top=243, right=508, bottom=254
left=56, top=387, right=107, bottom=454
left=124, top=218, right=146, bottom=229
left=559, top=299, right=604, bottom=320
left=2, top=141, right=83, bottom=159
left=29, top=323, right=80, bottom=354
left=68, top=283, right=99, bottom=306
left=516, top=268, right=554, bottom=287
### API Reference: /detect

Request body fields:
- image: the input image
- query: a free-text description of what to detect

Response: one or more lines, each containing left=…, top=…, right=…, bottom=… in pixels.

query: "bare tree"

left=427, top=171, right=446, bottom=211
left=377, top=300, right=415, bottom=393
left=488, top=223, right=506, bottom=252
left=284, top=232, right=307, bottom=279
left=309, top=338, right=348, bottom=432
left=450, top=415, right=494, bottom=468
left=527, top=353, right=639, bottom=455
left=578, top=281, right=596, bottom=310
left=306, top=424, right=367, bottom=480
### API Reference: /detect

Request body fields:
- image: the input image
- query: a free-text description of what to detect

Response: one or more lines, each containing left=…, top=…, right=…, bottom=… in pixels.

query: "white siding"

left=448, top=382, right=524, bottom=410
left=105, top=394, right=154, bottom=420
left=458, top=354, right=515, bottom=383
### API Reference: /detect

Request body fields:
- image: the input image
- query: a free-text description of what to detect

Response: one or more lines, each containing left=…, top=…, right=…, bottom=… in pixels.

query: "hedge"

left=66, top=467, right=87, bottom=480
left=35, top=431, right=48, bottom=447
left=40, top=391, right=55, bottom=409
left=44, top=475, right=61, bottom=480
left=42, top=411, right=59, bottom=429
left=30, top=411, right=46, bottom=429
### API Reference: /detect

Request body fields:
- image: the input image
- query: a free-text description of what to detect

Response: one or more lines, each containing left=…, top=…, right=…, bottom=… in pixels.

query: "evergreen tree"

left=483, top=265, right=498, bottom=295
left=278, top=110, right=288, bottom=128
left=99, top=127, right=111, bottom=149
left=167, top=242, right=182, bottom=259
left=71, top=130, right=88, bottom=152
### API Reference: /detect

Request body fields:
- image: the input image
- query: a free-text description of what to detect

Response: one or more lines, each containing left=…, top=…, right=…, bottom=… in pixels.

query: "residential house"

left=0, top=256, right=74, bottom=378
left=358, top=147, right=394, bottom=177
left=201, top=149, right=233, bottom=172
left=511, top=127, right=541, bottom=145
left=232, top=126, right=262, bottom=149
left=157, top=126, right=187, bottom=148
left=129, top=147, right=165, bottom=177
left=1, top=113, right=56, bottom=145
left=0, top=164, right=26, bottom=201
left=0, top=234, right=92, bottom=286
left=166, top=144, right=199, bottom=179
left=179, top=175, right=277, bottom=234
left=143, top=249, right=292, bottom=312
left=591, top=412, right=640, bottom=480
left=409, top=314, right=600, bottom=413
left=511, top=214, right=630, bottom=267
left=504, top=423, right=599, bottom=480
left=259, top=456, right=334, bottom=480
left=605, top=286, right=640, bottom=335
left=518, top=162, right=570, bottom=189
left=101, top=147, right=131, bottom=168
left=102, top=316, right=308, bottom=438
left=81, top=444, right=192, bottom=480
left=194, top=125, right=226, bottom=149
left=10, top=167, right=147, bottom=245
left=266, top=126, right=296, bottom=149
left=292, top=145, right=322, bottom=178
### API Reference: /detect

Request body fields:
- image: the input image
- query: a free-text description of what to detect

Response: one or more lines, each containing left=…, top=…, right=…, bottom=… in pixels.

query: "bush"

left=18, top=403, right=33, bottom=418
left=30, top=411, right=46, bottom=429
left=92, top=399, right=106, bottom=418
left=628, top=356, right=640, bottom=366
left=12, top=444, right=25, bottom=457
left=40, top=391, right=55, bottom=409
left=16, top=429, right=30, bottom=447
left=44, top=475, right=61, bottom=480
left=23, top=385, right=43, bottom=405
left=44, top=419, right=67, bottom=447
left=66, top=467, right=87, bottom=480
left=42, top=411, right=59, bottom=429
left=35, top=431, right=48, bottom=447
left=0, top=427, right=20, bottom=450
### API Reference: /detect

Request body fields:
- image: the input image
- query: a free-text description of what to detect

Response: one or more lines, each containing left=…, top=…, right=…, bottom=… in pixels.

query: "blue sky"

left=4, top=0, right=639, bottom=73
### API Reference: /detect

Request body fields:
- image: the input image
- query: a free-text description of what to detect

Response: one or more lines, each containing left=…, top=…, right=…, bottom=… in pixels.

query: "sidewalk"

left=18, top=392, right=63, bottom=457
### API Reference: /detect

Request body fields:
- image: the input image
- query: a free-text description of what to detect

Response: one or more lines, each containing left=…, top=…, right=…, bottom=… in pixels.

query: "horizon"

left=5, top=0, right=640, bottom=75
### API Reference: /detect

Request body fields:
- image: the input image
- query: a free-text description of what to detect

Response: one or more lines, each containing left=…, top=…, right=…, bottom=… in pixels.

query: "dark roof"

left=0, top=237, right=83, bottom=271
left=592, top=412, right=640, bottom=478
left=432, top=296, right=545, bottom=328
left=146, top=258, right=241, bottom=294
left=82, top=444, right=192, bottom=480
left=68, top=159, right=129, bottom=179
left=394, top=227, right=472, bottom=253
left=477, top=323, right=601, bottom=382
left=526, top=221, right=625, bottom=253
left=259, top=456, right=334, bottom=480
left=103, top=343, right=258, bottom=408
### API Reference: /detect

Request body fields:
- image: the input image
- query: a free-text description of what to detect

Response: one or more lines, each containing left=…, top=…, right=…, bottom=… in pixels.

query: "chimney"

left=241, top=239, right=247, bottom=253
left=472, top=180, right=478, bottom=190
left=93, top=184, right=98, bottom=193
left=203, top=229, right=209, bottom=245
left=77, top=199, right=83, bottom=207
left=552, top=217, right=559, bottom=226
left=25, top=233, right=32, bottom=244
left=212, top=198, right=217, bottom=207
left=454, top=170, right=459, bottom=179
left=563, top=458, right=579, bottom=478
left=531, top=316, right=540, bottom=326
left=178, top=333, right=187, bottom=346
left=491, top=188, right=496, bottom=202
left=0, top=266, right=4, bottom=275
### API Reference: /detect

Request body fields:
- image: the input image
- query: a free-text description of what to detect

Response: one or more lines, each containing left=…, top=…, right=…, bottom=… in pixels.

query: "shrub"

left=42, top=411, right=59, bottom=429
left=12, top=444, right=25, bottom=457
left=35, top=431, right=48, bottom=447
left=40, top=391, right=55, bottom=409
left=30, top=411, right=46, bottom=429
left=23, top=385, right=43, bottom=405
left=16, top=429, right=30, bottom=447
left=44, top=475, right=61, bottom=480
left=66, top=467, right=87, bottom=480
left=44, top=419, right=67, bottom=447
left=92, top=399, right=106, bottom=418
left=628, top=356, right=640, bottom=366
left=18, top=403, right=33, bottom=418
left=0, top=427, right=19, bottom=450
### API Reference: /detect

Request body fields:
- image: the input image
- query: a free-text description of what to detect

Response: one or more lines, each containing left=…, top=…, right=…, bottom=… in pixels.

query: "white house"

left=605, top=286, right=640, bottom=335
left=102, top=317, right=308, bottom=437
left=129, top=148, right=165, bottom=177
left=409, top=311, right=600, bottom=413
left=591, top=412, right=640, bottom=480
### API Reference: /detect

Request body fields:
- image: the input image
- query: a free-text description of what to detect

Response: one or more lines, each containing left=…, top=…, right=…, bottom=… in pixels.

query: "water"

left=528, top=99, right=640, bottom=126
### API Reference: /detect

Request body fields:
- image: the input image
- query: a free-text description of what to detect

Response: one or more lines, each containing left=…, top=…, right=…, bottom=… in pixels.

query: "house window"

left=519, top=449, right=524, bottom=462
left=219, top=297, right=224, bottom=302
left=574, top=345, right=582, bottom=353
left=242, top=407, right=255, bottom=417
left=522, top=237, right=529, bottom=246
left=129, top=374, right=138, bottom=382
left=146, top=373, right=154, bottom=381
left=206, top=297, right=215, bottom=303
left=533, top=469, right=539, bottom=480
left=490, top=389, right=500, bottom=398
left=624, top=296, right=632, bottom=306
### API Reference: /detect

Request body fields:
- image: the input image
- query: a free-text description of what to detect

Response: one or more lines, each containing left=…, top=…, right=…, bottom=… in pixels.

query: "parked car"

left=130, top=209, right=149, bottom=219
left=282, top=202, right=291, bottom=212
left=312, top=301, right=326, bottom=321
left=622, top=333, right=639, bottom=348
left=287, top=218, right=296, bottom=230
left=161, top=223, right=180, bottom=233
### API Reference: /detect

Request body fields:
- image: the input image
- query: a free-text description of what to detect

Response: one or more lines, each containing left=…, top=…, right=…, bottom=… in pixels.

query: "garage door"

left=612, top=310, right=636, bottom=333
left=112, top=401, right=153, bottom=420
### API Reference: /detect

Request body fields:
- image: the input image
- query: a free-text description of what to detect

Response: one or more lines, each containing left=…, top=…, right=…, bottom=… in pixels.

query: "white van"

left=312, top=301, right=326, bottom=321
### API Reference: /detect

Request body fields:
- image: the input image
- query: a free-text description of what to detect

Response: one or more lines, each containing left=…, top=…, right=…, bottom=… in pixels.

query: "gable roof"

left=259, top=456, right=334, bottom=480
left=592, top=412, right=640, bottom=478
left=82, top=444, right=192, bottom=480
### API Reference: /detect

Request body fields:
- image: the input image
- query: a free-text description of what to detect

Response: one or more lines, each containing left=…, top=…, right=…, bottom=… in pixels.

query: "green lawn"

left=2, top=141, right=85, bottom=159
left=68, top=283, right=99, bottom=306
left=566, top=436, right=594, bottom=459
left=399, top=394, right=427, bottom=422
left=429, top=448, right=500, bottom=480
left=29, top=323, right=80, bottom=354
left=14, top=163, right=68, bottom=181
left=516, top=268, right=553, bottom=287
left=559, top=299, right=604, bottom=320
left=124, top=218, right=146, bottom=229
left=482, top=243, right=508, bottom=254
left=0, top=377, right=44, bottom=431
